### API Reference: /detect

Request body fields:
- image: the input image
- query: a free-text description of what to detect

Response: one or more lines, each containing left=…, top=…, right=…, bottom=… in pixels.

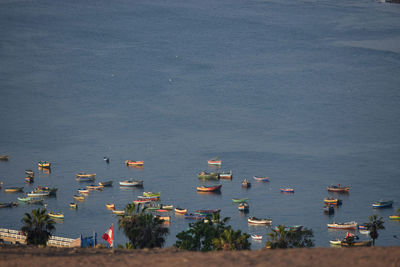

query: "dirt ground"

left=0, top=246, right=399, bottom=267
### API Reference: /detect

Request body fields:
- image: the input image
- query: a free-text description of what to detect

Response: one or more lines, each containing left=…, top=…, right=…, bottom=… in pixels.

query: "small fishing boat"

left=146, top=205, right=161, bottom=211
left=389, top=215, right=400, bottom=220
left=38, top=161, right=51, bottom=168
left=4, top=187, right=24, bottom=193
left=184, top=213, right=206, bottom=220
left=195, top=209, right=221, bottom=215
left=238, top=202, right=249, bottom=211
left=196, top=184, right=222, bottom=192
left=25, top=176, right=34, bottom=183
left=241, top=179, right=251, bottom=188
left=119, top=179, right=143, bottom=187
left=341, top=240, right=372, bottom=247
left=86, top=184, right=104, bottom=190
left=48, top=212, right=64, bottom=219
left=155, top=215, right=170, bottom=221
left=248, top=216, right=272, bottom=225
left=143, top=192, right=161, bottom=197
left=137, top=196, right=160, bottom=201
left=0, top=202, right=18, bottom=208
left=76, top=173, right=96, bottom=178
left=197, top=171, right=219, bottom=180
left=27, top=191, right=50, bottom=197
left=324, top=198, right=342, bottom=205
left=73, top=195, right=85, bottom=201
left=232, top=198, right=248, bottom=203
left=77, top=188, right=89, bottom=194
left=219, top=170, right=232, bottom=179
left=160, top=204, right=173, bottom=210
left=372, top=200, right=393, bottom=208
left=359, top=229, right=370, bottom=235
left=207, top=157, right=222, bottom=166
left=25, top=170, right=34, bottom=177
left=18, top=197, right=31, bottom=202
left=156, top=209, right=169, bottom=212
left=112, top=210, right=126, bottom=215
left=133, top=199, right=151, bottom=204
left=106, top=203, right=115, bottom=210
left=327, top=184, right=350, bottom=193
left=0, top=155, right=9, bottom=160
left=98, top=181, right=113, bottom=187
left=280, top=188, right=294, bottom=193
left=125, top=160, right=144, bottom=166
left=174, top=207, right=187, bottom=214
left=251, top=234, right=263, bottom=240
left=327, top=221, right=358, bottom=230
left=253, top=176, right=269, bottom=182
left=75, top=176, right=96, bottom=182
left=34, top=186, right=58, bottom=196
left=329, top=239, right=342, bottom=246
left=324, top=205, right=335, bottom=214
left=69, top=203, right=77, bottom=209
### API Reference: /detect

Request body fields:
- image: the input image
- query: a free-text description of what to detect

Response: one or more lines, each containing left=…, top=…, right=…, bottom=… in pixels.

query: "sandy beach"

left=0, top=246, right=399, bottom=267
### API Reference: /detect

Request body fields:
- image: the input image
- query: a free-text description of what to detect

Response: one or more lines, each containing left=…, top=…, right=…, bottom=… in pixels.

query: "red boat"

left=125, top=160, right=144, bottom=166
left=196, top=184, right=222, bottom=192
left=207, top=158, right=222, bottom=165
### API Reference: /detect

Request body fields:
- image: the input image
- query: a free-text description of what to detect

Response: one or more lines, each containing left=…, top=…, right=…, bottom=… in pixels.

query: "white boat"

left=251, top=234, right=263, bottom=240
left=248, top=216, right=272, bottom=224
left=119, top=179, right=143, bottom=187
left=327, top=221, right=358, bottom=230
left=27, top=191, right=50, bottom=197
left=359, top=229, right=370, bottom=235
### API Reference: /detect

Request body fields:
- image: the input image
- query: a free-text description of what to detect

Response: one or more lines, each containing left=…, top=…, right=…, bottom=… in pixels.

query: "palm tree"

left=266, top=225, right=290, bottom=248
left=118, top=204, right=169, bottom=249
left=212, top=228, right=250, bottom=251
left=365, top=214, right=385, bottom=246
left=21, top=208, right=55, bottom=246
left=266, top=225, right=314, bottom=249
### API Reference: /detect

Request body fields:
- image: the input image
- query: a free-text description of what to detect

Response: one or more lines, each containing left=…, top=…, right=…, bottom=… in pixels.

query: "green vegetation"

left=266, top=225, right=314, bottom=249
left=21, top=208, right=55, bottom=247
left=118, top=203, right=169, bottom=249
left=365, top=214, right=385, bottom=246
left=175, top=216, right=250, bottom=251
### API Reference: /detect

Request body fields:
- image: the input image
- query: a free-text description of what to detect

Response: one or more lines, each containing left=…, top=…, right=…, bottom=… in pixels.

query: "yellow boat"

left=69, top=203, right=78, bottom=209
left=389, top=215, right=400, bottom=220
left=113, top=210, right=125, bottom=215
left=4, top=187, right=24, bottom=193
left=48, top=212, right=64, bottom=219
left=38, top=161, right=51, bottom=168
left=106, top=203, right=115, bottom=210
left=76, top=173, right=96, bottom=178
left=73, top=195, right=85, bottom=201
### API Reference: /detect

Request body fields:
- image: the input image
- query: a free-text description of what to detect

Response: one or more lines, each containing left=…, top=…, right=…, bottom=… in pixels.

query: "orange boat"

left=207, top=158, right=222, bottom=165
left=196, top=184, right=222, bottom=192
left=106, top=203, right=115, bottom=210
left=125, top=160, right=144, bottom=166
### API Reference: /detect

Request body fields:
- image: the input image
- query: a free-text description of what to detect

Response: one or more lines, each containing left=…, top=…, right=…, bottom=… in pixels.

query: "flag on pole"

left=102, top=224, right=113, bottom=247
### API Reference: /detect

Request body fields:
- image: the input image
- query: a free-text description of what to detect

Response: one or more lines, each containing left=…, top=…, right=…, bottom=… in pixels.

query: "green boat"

left=143, top=192, right=161, bottom=197
left=197, top=171, right=219, bottom=180
left=232, top=198, right=248, bottom=203
left=18, top=197, right=31, bottom=202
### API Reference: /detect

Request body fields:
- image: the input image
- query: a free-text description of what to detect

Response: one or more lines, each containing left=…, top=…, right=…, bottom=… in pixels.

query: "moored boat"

left=389, top=215, right=400, bottom=220
left=241, top=179, right=251, bottom=188
left=34, top=186, right=58, bottom=196
left=0, top=155, right=9, bottom=160
left=48, top=212, right=64, bottom=219
left=327, top=184, right=350, bottom=192
left=248, top=216, right=272, bottom=225
left=197, top=171, right=219, bottom=180
left=137, top=195, right=160, bottom=201
left=174, top=207, right=187, bottom=214
left=184, top=213, right=206, bottom=220
left=329, top=239, right=342, bottom=246
left=195, top=209, right=221, bottom=215
left=25, top=170, right=34, bottom=177
left=155, top=215, right=170, bottom=222
left=77, top=188, right=89, bottom=194
left=76, top=173, right=96, bottom=178
left=359, top=229, right=370, bottom=235
left=98, top=181, right=113, bottom=187
left=38, top=161, right=51, bottom=168
left=219, top=170, right=232, bottom=179
left=133, top=199, right=151, bottom=204
left=253, top=176, right=269, bottom=182
left=327, top=221, right=358, bottom=230
left=207, top=157, right=222, bottom=166
left=73, top=195, right=85, bottom=201
left=125, top=160, right=144, bottom=166
left=27, top=191, right=50, bottom=197
left=112, top=210, right=126, bottom=215
left=75, top=176, right=96, bottom=182
left=251, top=234, right=263, bottom=240
left=372, top=200, right=393, bottom=208
left=119, top=179, right=143, bottom=187
left=280, top=188, right=294, bottom=193
left=86, top=184, right=104, bottom=190
left=106, top=203, right=115, bottom=210
left=196, top=184, right=222, bottom=192
left=232, top=198, right=248, bottom=203
left=143, top=192, right=161, bottom=197
left=324, top=197, right=342, bottom=205
left=18, top=197, right=31, bottom=202
left=69, top=203, right=78, bottom=209
left=238, top=202, right=249, bottom=212
left=4, top=187, right=24, bottom=193
left=0, top=202, right=18, bottom=208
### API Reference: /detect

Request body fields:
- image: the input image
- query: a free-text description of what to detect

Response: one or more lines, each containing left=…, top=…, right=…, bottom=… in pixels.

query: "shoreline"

left=0, top=246, right=399, bottom=267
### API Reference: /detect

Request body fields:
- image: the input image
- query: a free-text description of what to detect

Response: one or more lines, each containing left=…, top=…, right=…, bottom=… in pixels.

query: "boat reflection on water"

left=196, top=191, right=221, bottom=195
left=127, top=165, right=144, bottom=170
left=38, top=166, right=51, bottom=174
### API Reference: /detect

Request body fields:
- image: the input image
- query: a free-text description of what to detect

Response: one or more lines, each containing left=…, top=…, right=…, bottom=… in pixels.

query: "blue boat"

left=372, top=200, right=393, bottom=208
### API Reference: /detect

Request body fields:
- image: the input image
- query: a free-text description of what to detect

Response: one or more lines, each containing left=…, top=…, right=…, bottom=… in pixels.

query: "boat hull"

left=196, top=185, right=222, bottom=192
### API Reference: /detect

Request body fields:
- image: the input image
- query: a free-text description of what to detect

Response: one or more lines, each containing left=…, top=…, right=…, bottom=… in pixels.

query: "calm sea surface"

left=1, top=0, right=400, bottom=249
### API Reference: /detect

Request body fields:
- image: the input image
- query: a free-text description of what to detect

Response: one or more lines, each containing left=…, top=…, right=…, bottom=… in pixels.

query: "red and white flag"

left=102, top=224, right=113, bottom=247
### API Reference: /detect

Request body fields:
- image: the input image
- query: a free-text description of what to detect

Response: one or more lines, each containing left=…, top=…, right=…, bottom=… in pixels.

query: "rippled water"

left=1, top=0, right=400, bottom=249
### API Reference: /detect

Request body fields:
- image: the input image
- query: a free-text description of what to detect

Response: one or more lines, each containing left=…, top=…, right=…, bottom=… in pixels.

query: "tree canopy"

left=21, top=208, right=55, bottom=246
